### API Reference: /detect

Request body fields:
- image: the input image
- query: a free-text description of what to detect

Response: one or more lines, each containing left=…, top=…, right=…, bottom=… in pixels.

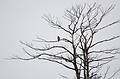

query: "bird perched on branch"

left=57, top=36, right=60, bottom=42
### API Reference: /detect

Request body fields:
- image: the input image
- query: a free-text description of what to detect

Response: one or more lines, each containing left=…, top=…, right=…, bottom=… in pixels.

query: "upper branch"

left=90, top=35, right=120, bottom=48
left=43, top=15, right=72, bottom=34
left=95, top=20, right=120, bottom=33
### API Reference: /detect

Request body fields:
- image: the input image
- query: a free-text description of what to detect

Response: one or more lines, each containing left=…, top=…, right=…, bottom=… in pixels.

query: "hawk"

left=57, top=36, right=60, bottom=41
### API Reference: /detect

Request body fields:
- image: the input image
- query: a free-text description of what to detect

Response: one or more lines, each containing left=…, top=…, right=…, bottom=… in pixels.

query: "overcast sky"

left=0, top=0, right=120, bottom=79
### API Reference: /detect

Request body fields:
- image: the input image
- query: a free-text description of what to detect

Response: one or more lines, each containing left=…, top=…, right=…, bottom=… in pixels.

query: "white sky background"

left=0, top=0, right=120, bottom=79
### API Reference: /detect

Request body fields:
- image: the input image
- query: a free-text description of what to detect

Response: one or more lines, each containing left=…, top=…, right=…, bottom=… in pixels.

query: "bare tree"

left=12, top=3, right=120, bottom=79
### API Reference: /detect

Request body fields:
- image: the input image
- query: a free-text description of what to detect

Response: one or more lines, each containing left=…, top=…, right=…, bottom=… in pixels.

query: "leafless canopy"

left=12, top=3, right=120, bottom=79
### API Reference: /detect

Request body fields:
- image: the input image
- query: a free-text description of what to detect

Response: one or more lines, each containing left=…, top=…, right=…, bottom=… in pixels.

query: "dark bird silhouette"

left=57, top=36, right=60, bottom=41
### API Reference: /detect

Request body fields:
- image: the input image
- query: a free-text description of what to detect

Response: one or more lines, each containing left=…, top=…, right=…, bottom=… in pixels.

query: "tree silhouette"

left=12, top=3, right=120, bottom=79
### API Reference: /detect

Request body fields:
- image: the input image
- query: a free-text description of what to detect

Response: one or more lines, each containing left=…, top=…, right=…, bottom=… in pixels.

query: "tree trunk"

left=83, top=48, right=89, bottom=79
left=76, top=72, right=80, bottom=79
